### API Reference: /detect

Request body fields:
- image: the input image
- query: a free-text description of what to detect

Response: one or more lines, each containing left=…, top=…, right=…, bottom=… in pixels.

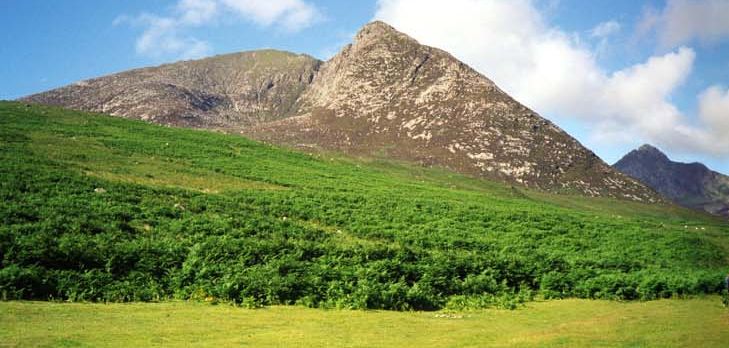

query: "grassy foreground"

left=2, top=299, right=728, bottom=347
left=2, top=101, right=729, bottom=309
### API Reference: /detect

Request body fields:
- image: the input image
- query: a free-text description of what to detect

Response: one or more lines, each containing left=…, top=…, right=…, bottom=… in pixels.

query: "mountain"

left=21, top=21, right=658, bottom=202
left=24, top=49, right=321, bottom=128
left=614, top=144, right=729, bottom=216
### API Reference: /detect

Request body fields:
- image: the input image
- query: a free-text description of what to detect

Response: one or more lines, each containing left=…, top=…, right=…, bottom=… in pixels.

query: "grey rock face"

left=23, top=21, right=659, bottom=202
left=24, top=49, right=321, bottom=128
left=614, top=144, right=729, bottom=216
left=247, top=22, right=658, bottom=201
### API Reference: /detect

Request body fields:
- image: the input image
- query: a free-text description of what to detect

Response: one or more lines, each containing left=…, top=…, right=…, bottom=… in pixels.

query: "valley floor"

left=2, top=298, right=728, bottom=347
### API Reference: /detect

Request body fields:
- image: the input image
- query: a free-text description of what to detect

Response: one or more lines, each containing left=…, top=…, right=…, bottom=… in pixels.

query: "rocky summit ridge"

left=24, top=49, right=321, bottom=128
left=22, top=21, right=659, bottom=202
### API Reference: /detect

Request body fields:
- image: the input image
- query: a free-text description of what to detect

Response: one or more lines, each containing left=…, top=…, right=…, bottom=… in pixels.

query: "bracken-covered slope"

left=23, top=49, right=321, bottom=128
left=615, top=144, right=729, bottom=216
left=246, top=22, right=657, bottom=201
left=1, top=102, right=726, bottom=309
left=21, top=21, right=658, bottom=202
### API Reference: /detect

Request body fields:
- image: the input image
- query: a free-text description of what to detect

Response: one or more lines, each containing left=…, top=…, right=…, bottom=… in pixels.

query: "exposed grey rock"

left=24, top=49, right=321, bottom=128
left=247, top=21, right=658, bottom=201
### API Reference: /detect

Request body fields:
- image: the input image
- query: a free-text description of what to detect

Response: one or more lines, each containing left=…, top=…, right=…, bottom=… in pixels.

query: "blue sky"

left=2, top=0, right=728, bottom=172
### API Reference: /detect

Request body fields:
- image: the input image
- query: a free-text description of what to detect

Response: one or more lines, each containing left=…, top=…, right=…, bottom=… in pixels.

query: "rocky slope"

left=246, top=22, right=657, bottom=200
left=614, top=144, right=729, bottom=215
left=22, top=21, right=659, bottom=202
left=24, top=49, right=321, bottom=128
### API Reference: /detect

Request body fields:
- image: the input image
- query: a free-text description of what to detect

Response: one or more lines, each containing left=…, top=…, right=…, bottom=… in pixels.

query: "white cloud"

left=221, top=0, right=321, bottom=32
left=593, top=47, right=696, bottom=147
left=118, top=0, right=320, bottom=60
left=696, top=86, right=729, bottom=151
left=130, top=13, right=212, bottom=60
left=375, top=0, right=729, bottom=157
left=699, top=86, right=729, bottom=132
left=640, top=0, right=729, bottom=47
left=178, top=0, right=219, bottom=26
left=591, top=20, right=620, bottom=38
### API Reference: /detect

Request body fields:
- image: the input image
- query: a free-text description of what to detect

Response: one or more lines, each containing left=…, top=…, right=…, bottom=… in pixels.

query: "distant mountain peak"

left=638, top=144, right=661, bottom=153
left=614, top=145, right=729, bottom=216
left=628, top=144, right=670, bottom=162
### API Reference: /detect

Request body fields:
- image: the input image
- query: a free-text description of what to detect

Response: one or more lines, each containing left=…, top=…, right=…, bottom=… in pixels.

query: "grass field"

left=2, top=299, right=728, bottom=347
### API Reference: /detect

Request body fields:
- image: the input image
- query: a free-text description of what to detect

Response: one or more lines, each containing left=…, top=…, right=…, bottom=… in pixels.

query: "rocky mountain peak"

left=348, top=20, right=414, bottom=57
left=614, top=145, right=729, bottom=215
left=634, top=144, right=670, bottom=162
left=22, top=20, right=660, bottom=203
left=354, top=20, right=404, bottom=42
left=248, top=22, right=659, bottom=202
left=638, top=143, right=660, bottom=153
left=296, top=21, right=497, bottom=116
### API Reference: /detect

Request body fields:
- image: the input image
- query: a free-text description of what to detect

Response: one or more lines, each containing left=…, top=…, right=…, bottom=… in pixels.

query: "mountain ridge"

left=22, top=20, right=660, bottom=202
left=24, top=49, right=322, bottom=128
left=614, top=144, right=729, bottom=216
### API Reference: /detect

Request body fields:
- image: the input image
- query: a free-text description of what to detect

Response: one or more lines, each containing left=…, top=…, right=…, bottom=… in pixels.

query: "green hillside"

left=1, top=101, right=728, bottom=310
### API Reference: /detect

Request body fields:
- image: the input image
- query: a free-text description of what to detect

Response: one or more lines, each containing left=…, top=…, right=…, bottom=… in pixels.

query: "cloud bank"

left=117, top=0, right=321, bottom=60
left=375, top=0, right=729, bottom=157
left=640, top=0, right=729, bottom=47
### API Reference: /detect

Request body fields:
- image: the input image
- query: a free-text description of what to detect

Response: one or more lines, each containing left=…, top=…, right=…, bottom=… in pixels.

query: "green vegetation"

left=2, top=298, right=729, bottom=347
left=1, top=101, right=728, bottom=310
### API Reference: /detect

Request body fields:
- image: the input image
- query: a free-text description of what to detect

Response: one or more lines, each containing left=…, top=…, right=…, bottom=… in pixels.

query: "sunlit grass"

left=2, top=299, right=728, bottom=347
left=29, top=131, right=284, bottom=193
